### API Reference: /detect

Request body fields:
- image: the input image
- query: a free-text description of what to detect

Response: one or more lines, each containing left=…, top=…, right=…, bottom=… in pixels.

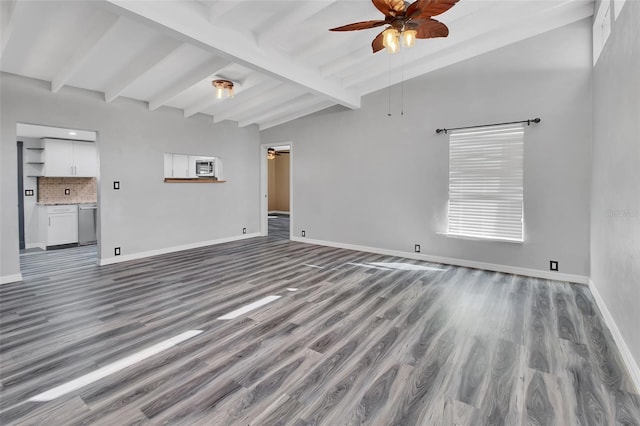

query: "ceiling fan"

left=267, top=147, right=286, bottom=160
left=329, top=0, right=459, bottom=53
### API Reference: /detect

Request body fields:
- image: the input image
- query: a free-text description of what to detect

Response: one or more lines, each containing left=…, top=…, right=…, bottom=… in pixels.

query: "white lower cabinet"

left=39, top=205, right=78, bottom=247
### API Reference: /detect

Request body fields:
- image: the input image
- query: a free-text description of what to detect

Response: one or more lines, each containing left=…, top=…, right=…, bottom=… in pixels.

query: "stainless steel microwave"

left=195, top=160, right=215, bottom=177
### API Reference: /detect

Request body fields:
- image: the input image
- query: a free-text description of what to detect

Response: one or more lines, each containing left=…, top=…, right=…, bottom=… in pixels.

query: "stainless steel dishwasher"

left=78, top=203, right=97, bottom=245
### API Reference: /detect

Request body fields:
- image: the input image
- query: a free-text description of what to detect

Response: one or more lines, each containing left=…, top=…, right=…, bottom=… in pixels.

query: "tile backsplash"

left=38, top=177, right=97, bottom=204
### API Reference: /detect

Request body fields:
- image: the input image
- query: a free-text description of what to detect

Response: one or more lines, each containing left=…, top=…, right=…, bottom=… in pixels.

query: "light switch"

left=113, top=181, right=120, bottom=190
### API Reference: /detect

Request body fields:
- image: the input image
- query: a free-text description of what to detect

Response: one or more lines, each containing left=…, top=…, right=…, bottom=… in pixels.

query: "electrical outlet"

left=302, top=230, right=306, bottom=237
left=550, top=260, right=558, bottom=271
left=113, top=181, right=120, bottom=190
left=24, top=189, right=34, bottom=196
left=64, top=189, right=70, bottom=195
left=243, top=228, right=246, bottom=234
left=115, top=247, right=121, bottom=256
left=415, top=244, right=421, bottom=253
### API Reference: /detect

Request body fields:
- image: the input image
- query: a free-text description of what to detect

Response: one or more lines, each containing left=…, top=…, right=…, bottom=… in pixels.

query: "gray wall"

left=262, top=19, right=593, bottom=277
left=591, top=1, right=640, bottom=371
left=1, top=73, right=260, bottom=279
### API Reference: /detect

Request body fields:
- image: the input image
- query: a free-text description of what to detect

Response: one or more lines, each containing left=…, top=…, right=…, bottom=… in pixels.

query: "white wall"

left=1, top=73, right=260, bottom=281
left=591, top=0, right=640, bottom=381
left=262, top=19, right=593, bottom=279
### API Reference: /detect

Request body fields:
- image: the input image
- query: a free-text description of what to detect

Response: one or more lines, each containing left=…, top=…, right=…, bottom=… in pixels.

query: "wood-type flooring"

left=1, top=230, right=639, bottom=425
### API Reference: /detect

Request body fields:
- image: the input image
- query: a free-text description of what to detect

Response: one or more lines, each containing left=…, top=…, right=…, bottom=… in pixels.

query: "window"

left=447, top=124, right=524, bottom=242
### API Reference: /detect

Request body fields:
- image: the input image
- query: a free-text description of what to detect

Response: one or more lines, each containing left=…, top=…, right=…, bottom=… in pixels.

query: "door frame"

left=260, top=142, right=293, bottom=237
left=17, top=141, right=25, bottom=250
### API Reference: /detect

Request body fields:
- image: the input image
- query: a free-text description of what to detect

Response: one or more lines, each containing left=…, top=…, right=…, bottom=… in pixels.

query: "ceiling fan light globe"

left=382, top=27, right=399, bottom=48
left=386, top=40, right=399, bottom=53
left=402, top=29, right=417, bottom=48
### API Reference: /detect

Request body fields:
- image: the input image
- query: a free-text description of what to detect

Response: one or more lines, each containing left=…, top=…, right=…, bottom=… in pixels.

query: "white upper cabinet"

left=163, top=153, right=174, bottom=178
left=44, top=139, right=74, bottom=176
left=163, top=153, right=190, bottom=178
left=73, top=142, right=98, bottom=177
left=171, top=154, right=190, bottom=178
left=43, top=139, right=97, bottom=177
left=163, top=153, right=221, bottom=179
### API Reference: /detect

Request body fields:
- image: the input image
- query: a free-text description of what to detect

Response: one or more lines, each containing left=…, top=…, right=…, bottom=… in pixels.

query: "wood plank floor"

left=1, top=232, right=639, bottom=425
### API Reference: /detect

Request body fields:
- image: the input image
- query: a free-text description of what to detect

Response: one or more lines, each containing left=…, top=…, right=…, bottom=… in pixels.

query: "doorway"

left=17, top=142, right=25, bottom=250
left=260, top=143, right=292, bottom=239
left=17, top=123, right=100, bottom=277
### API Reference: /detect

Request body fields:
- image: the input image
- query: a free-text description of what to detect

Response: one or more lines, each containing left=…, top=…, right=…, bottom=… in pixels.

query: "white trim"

left=588, top=279, right=640, bottom=393
left=260, top=143, right=269, bottom=236
left=260, top=141, right=293, bottom=238
left=25, top=243, right=46, bottom=250
left=290, top=237, right=589, bottom=285
left=0, top=273, right=23, bottom=284
left=268, top=210, right=290, bottom=215
left=98, top=233, right=260, bottom=266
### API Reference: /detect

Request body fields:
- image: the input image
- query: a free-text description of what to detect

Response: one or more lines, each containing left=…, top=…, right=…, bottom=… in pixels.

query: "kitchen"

left=18, top=123, right=98, bottom=256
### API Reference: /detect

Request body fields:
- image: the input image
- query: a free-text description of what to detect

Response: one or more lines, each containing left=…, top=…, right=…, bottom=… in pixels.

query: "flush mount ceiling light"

left=329, top=0, right=458, bottom=54
left=212, top=79, right=234, bottom=99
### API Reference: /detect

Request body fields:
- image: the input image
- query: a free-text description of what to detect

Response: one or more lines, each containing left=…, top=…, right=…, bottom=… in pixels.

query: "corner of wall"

left=588, top=279, right=640, bottom=393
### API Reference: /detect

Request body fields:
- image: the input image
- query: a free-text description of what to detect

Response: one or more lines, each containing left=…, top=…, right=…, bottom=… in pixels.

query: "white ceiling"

left=1, top=0, right=594, bottom=130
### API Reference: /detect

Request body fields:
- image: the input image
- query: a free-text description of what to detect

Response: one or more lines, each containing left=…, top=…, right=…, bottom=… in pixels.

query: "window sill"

left=440, top=232, right=524, bottom=244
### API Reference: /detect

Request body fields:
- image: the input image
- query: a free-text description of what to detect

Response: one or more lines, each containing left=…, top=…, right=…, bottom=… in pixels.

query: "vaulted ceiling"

left=1, top=0, right=594, bottom=130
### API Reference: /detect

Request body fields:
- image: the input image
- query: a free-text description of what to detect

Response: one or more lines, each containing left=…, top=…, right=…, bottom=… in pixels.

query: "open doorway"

left=260, top=143, right=292, bottom=239
left=17, top=123, right=100, bottom=278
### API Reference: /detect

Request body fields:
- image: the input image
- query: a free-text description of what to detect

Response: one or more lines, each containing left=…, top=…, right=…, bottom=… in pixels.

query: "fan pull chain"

left=387, top=53, right=392, bottom=117
left=401, top=49, right=405, bottom=116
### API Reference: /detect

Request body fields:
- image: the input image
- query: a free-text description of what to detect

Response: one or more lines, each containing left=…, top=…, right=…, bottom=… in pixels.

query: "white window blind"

left=447, top=123, right=524, bottom=242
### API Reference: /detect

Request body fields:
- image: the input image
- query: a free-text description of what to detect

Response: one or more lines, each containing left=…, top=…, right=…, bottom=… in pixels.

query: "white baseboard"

left=0, top=273, right=23, bottom=284
left=588, top=279, right=640, bottom=393
left=26, top=243, right=46, bottom=250
left=268, top=211, right=290, bottom=215
left=99, top=233, right=261, bottom=266
left=290, top=236, right=589, bottom=285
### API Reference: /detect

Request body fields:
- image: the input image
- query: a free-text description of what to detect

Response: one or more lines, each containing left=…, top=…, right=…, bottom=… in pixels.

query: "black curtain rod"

left=435, top=118, right=541, bottom=134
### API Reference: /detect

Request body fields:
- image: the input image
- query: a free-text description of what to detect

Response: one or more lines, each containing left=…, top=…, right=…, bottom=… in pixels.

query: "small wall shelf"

left=163, top=178, right=226, bottom=183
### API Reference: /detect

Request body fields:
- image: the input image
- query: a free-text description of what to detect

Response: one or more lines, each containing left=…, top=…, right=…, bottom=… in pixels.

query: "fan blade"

left=329, top=20, right=386, bottom=31
left=415, top=18, right=449, bottom=38
left=372, top=0, right=406, bottom=17
left=371, top=30, right=386, bottom=53
left=407, top=0, right=459, bottom=19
